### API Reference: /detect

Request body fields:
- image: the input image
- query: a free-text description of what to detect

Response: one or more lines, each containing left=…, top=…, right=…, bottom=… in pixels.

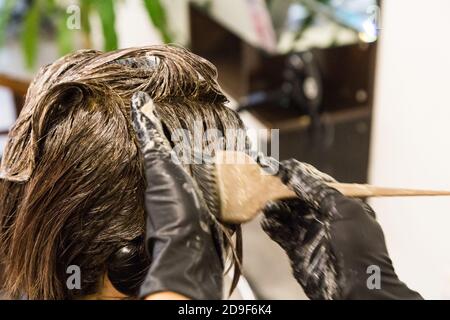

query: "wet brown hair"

left=0, top=45, right=246, bottom=299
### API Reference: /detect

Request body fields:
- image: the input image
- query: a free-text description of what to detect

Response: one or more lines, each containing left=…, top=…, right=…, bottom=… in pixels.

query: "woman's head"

left=0, top=81, right=146, bottom=299
left=0, top=45, right=246, bottom=299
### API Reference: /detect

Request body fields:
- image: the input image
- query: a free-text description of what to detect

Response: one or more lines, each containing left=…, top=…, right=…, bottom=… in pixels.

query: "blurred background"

left=0, top=0, right=449, bottom=299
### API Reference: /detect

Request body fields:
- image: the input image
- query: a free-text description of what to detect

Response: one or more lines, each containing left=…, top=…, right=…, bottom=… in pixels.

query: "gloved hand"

left=130, top=91, right=223, bottom=300
left=261, top=159, right=422, bottom=300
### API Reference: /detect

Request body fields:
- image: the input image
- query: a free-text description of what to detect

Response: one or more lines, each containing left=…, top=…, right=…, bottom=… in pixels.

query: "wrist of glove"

left=262, top=159, right=422, bottom=300
left=131, top=92, right=223, bottom=300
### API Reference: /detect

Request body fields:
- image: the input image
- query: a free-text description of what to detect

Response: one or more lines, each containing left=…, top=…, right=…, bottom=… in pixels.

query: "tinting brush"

left=213, top=151, right=450, bottom=223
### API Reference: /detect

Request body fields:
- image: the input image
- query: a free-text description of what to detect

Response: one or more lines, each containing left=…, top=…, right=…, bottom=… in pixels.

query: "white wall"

left=370, top=0, right=450, bottom=299
left=115, top=0, right=164, bottom=48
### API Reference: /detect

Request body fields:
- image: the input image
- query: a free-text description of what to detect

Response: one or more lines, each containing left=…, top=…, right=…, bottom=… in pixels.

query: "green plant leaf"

left=45, top=0, right=56, bottom=11
left=20, top=0, right=41, bottom=69
left=143, top=0, right=172, bottom=43
left=0, top=0, right=17, bottom=47
left=41, top=0, right=72, bottom=56
left=79, top=0, right=92, bottom=47
left=93, top=0, right=118, bottom=51
left=56, top=10, right=73, bottom=56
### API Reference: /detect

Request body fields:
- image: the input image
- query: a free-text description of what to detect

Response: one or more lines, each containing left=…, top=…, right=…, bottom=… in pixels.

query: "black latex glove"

left=130, top=91, right=223, bottom=300
left=261, top=159, right=422, bottom=300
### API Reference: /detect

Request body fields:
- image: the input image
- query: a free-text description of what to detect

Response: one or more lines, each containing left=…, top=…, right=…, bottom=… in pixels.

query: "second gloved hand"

left=261, top=159, right=422, bottom=300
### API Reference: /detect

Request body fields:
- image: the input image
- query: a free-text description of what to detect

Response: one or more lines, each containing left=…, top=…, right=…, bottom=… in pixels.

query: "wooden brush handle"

left=274, top=182, right=450, bottom=198
left=327, top=183, right=450, bottom=197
